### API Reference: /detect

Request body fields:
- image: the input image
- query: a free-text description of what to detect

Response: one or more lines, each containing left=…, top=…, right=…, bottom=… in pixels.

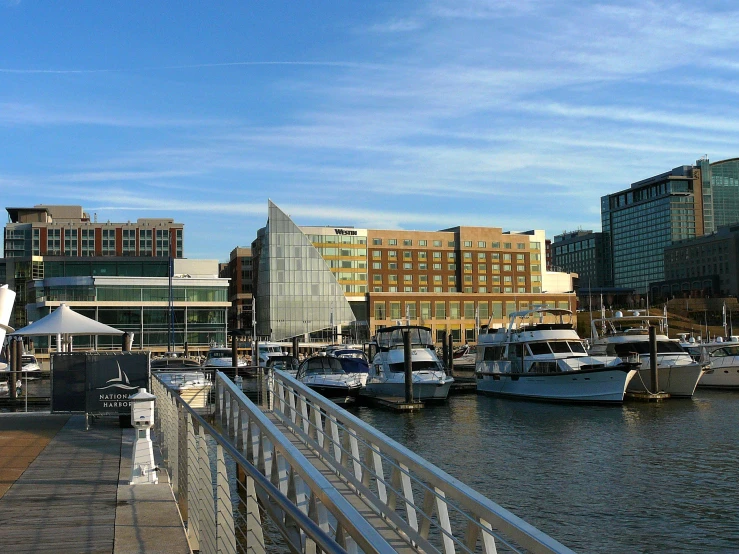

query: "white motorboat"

left=364, top=326, right=454, bottom=401
left=327, top=348, right=370, bottom=386
left=295, top=355, right=362, bottom=405
left=202, top=346, right=249, bottom=369
left=0, top=353, right=43, bottom=379
left=155, top=371, right=212, bottom=409
left=252, top=341, right=286, bottom=368
left=476, top=308, right=639, bottom=404
left=589, top=311, right=706, bottom=398
left=680, top=337, right=739, bottom=389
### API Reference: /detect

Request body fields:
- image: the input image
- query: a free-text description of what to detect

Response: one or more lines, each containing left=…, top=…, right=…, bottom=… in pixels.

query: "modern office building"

left=24, top=259, right=229, bottom=353
left=252, top=201, right=576, bottom=345
left=601, top=165, right=704, bottom=293
left=657, top=224, right=739, bottom=299
left=601, top=157, right=739, bottom=295
left=2, top=205, right=229, bottom=354
left=551, top=231, right=611, bottom=288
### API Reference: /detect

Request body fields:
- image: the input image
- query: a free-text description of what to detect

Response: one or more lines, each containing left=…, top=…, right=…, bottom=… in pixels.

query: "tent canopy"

left=12, top=304, right=123, bottom=336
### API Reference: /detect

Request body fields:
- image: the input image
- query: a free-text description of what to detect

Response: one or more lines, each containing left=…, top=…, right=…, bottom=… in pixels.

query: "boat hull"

left=476, top=367, right=637, bottom=403
left=627, top=365, right=704, bottom=397
left=698, top=361, right=739, bottom=388
left=362, top=378, right=453, bottom=401
left=306, top=383, right=362, bottom=405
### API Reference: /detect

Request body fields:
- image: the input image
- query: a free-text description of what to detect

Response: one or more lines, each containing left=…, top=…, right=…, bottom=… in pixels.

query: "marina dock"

left=0, top=413, right=189, bottom=553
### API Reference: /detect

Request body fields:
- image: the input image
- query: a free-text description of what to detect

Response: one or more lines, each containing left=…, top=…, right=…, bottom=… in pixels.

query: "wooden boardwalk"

left=0, top=414, right=190, bottom=554
left=0, top=414, right=122, bottom=552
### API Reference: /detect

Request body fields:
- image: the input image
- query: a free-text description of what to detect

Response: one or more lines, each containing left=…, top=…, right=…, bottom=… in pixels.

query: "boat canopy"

left=375, top=326, right=433, bottom=350
left=506, top=308, right=573, bottom=331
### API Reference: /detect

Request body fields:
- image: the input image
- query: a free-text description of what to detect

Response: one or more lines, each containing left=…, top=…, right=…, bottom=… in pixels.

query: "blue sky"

left=3, top=1, right=739, bottom=260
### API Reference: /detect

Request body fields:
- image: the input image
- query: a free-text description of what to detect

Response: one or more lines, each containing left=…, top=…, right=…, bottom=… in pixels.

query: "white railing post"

left=199, top=425, right=217, bottom=554
left=216, top=444, right=236, bottom=554
left=186, top=413, right=200, bottom=552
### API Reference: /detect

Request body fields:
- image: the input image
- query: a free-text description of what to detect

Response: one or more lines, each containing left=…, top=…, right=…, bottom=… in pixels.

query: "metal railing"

left=153, top=373, right=398, bottom=554
left=265, top=371, right=577, bottom=554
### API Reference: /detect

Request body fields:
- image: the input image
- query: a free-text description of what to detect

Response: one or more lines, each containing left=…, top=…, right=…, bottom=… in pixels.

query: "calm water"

left=351, top=391, right=739, bottom=553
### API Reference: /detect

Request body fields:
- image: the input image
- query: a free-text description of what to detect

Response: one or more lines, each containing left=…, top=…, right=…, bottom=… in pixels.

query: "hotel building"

left=251, top=201, right=576, bottom=345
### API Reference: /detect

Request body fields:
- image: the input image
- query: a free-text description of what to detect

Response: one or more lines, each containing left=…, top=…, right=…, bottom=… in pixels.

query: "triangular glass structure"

left=256, top=200, right=356, bottom=340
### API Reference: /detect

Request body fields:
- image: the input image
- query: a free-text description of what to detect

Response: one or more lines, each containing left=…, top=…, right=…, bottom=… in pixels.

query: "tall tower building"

left=601, top=165, right=704, bottom=293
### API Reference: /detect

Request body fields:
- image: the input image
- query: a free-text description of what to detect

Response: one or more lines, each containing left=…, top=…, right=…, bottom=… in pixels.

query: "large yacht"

left=679, top=336, right=739, bottom=389
left=364, top=326, right=454, bottom=401
left=476, top=308, right=639, bottom=403
left=589, top=311, right=706, bottom=397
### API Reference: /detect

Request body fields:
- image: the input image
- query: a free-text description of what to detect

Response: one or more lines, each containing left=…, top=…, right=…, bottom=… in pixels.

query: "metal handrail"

left=152, top=375, right=354, bottom=554
left=213, top=373, right=398, bottom=554
left=268, top=370, right=576, bottom=554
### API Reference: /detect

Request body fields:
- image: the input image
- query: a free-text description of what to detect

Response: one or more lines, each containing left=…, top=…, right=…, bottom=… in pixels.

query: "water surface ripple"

left=352, top=391, right=739, bottom=553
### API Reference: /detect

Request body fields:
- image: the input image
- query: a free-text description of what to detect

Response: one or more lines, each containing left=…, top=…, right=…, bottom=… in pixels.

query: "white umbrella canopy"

left=12, top=303, right=123, bottom=336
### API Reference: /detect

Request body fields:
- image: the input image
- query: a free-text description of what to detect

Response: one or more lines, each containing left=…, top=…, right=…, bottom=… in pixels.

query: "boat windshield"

left=297, top=356, right=346, bottom=378
left=613, top=341, right=685, bottom=356
left=528, top=342, right=586, bottom=355
left=208, top=350, right=229, bottom=359
left=333, top=349, right=368, bottom=361
left=376, top=327, right=432, bottom=350
left=711, top=345, right=739, bottom=357
left=388, top=360, right=443, bottom=373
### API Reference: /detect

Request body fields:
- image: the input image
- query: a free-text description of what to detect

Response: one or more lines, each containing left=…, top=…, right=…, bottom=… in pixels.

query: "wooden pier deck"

left=0, top=413, right=190, bottom=554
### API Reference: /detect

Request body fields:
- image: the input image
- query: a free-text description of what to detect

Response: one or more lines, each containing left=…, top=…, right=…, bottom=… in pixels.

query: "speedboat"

left=21, top=354, right=42, bottom=379
left=476, top=308, right=639, bottom=404
left=155, top=371, right=212, bottom=408
left=327, top=348, right=370, bottom=386
left=679, top=337, right=739, bottom=389
left=589, top=311, right=706, bottom=397
left=295, top=355, right=362, bottom=405
left=265, top=355, right=300, bottom=376
left=364, top=326, right=454, bottom=401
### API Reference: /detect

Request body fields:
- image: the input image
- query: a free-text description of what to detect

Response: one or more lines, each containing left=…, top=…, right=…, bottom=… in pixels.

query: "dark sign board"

left=51, top=352, right=150, bottom=414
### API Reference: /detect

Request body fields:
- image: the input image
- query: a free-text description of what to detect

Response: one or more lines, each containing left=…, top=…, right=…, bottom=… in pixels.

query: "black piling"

left=232, top=334, right=239, bottom=377
left=403, top=329, right=413, bottom=402
left=649, top=325, right=659, bottom=392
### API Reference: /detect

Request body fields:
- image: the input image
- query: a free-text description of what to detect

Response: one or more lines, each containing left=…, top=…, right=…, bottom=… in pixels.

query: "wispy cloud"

left=367, top=18, right=423, bottom=33
left=0, top=102, right=231, bottom=128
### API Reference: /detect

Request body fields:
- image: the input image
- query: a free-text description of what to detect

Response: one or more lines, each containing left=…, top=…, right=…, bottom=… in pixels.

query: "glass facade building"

left=253, top=201, right=355, bottom=341
left=24, top=271, right=229, bottom=353
left=601, top=166, right=703, bottom=293
left=551, top=230, right=610, bottom=288
left=700, top=158, right=739, bottom=233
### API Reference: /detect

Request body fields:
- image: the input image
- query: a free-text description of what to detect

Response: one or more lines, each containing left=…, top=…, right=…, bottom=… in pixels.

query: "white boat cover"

left=11, top=303, right=123, bottom=336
